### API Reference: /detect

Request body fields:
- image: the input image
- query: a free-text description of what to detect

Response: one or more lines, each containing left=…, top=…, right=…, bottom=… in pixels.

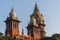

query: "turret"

left=4, top=7, right=20, bottom=39
left=27, top=3, right=46, bottom=40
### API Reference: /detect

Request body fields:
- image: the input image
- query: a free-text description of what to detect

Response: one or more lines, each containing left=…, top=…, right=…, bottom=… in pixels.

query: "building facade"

left=4, top=3, right=46, bottom=40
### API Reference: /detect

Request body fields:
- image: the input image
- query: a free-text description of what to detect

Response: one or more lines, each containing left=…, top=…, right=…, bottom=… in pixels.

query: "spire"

left=35, top=2, right=38, bottom=8
left=11, top=6, right=14, bottom=12
left=9, top=7, right=17, bottom=18
left=22, top=29, right=24, bottom=35
left=30, top=2, right=44, bottom=25
left=34, top=2, right=39, bottom=12
left=31, top=2, right=40, bottom=18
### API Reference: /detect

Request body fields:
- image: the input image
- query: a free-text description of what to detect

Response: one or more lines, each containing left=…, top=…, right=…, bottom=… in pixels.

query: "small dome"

left=9, top=7, right=17, bottom=18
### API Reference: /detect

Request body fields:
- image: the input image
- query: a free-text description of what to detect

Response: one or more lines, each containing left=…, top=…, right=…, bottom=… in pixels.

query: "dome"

left=9, top=7, right=17, bottom=18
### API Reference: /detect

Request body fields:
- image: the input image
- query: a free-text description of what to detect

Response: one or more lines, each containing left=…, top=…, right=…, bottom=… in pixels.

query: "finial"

left=11, top=6, right=14, bottom=11
left=33, top=2, right=39, bottom=12
left=35, top=2, right=38, bottom=8
left=22, top=29, right=24, bottom=35
left=9, top=6, right=17, bottom=18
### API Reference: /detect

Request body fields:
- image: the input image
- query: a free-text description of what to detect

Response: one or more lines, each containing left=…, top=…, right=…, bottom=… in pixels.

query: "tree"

left=40, top=37, right=56, bottom=40
left=52, top=33, right=60, bottom=40
left=40, top=33, right=60, bottom=40
left=0, top=32, right=13, bottom=40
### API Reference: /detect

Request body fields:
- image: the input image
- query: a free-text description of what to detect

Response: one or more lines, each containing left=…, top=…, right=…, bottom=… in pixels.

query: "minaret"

left=27, top=3, right=46, bottom=40
left=4, top=7, right=20, bottom=39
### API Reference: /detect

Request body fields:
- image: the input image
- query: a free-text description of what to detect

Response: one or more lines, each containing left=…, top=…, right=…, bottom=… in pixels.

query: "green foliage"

left=52, top=33, right=60, bottom=40
left=0, top=32, right=60, bottom=40
left=0, top=32, right=13, bottom=40
left=41, top=33, right=60, bottom=40
left=41, top=37, right=56, bottom=40
left=0, top=36, right=13, bottom=40
left=0, top=32, right=3, bottom=36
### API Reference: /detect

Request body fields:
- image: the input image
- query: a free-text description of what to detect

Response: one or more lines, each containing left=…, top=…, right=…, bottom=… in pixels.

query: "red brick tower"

left=27, top=3, right=46, bottom=40
left=4, top=7, right=20, bottom=39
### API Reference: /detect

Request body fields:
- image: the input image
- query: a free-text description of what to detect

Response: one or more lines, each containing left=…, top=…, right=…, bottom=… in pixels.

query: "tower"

left=27, top=3, right=46, bottom=40
left=4, top=7, right=20, bottom=39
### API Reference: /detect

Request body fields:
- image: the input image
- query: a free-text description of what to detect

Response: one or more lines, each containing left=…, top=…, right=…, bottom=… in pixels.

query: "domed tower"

left=27, top=3, right=46, bottom=40
left=4, top=7, right=20, bottom=39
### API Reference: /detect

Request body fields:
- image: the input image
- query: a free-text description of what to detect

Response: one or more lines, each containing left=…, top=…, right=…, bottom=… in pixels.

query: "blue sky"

left=0, top=0, right=60, bottom=36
